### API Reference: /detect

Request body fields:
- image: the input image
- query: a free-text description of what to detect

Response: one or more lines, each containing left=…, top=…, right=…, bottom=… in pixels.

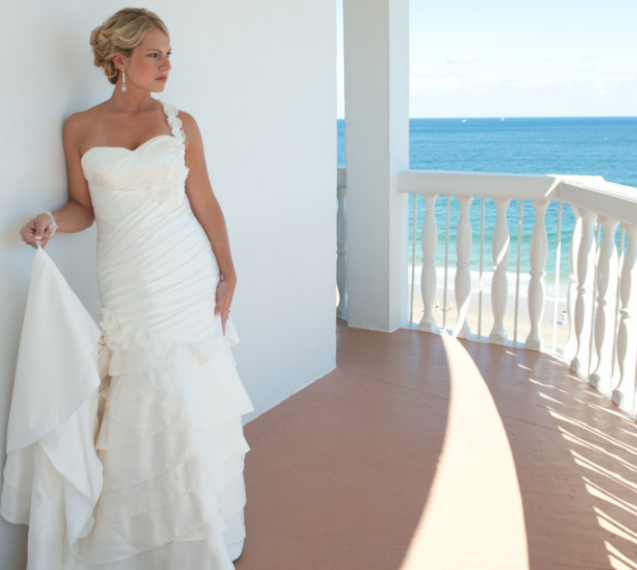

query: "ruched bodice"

left=0, top=98, right=255, bottom=570
left=82, top=134, right=187, bottom=231
left=81, top=103, right=189, bottom=212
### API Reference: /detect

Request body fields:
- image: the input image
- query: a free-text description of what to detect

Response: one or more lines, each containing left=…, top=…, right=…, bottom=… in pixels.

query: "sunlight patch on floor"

left=401, top=336, right=528, bottom=569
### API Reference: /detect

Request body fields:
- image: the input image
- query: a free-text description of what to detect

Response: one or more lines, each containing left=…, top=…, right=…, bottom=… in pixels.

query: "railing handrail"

left=397, top=170, right=566, bottom=200
left=560, top=179, right=637, bottom=226
left=394, top=168, right=637, bottom=225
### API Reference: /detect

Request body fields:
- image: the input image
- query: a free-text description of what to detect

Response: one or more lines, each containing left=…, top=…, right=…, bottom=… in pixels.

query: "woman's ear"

left=112, top=53, right=125, bottom=70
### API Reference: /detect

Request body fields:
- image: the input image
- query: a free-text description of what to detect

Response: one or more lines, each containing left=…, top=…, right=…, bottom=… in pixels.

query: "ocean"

left=337, top=117, right=637, bottom=297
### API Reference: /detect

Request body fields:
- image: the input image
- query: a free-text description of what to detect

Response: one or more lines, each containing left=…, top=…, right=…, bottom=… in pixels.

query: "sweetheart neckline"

left=80, top=134, right=175, bottom=163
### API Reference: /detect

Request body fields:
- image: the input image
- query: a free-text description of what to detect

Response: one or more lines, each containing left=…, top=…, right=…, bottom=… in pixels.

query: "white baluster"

left=478, top=197, right=486, bottom=338
left=590, top=217, right=620, bottom=393
left=526, top=199, right=549, bottom=351
left=336, top=185, right=348, bottom=320
left=453, top=195, right=474, bottom=337
left=489, top=198, right=511, bottom=344
left=562, top=209, right=582, bottom=362
left=612, top=224, right=637, bottom=416
left=419, top=194, right=439, bottom=332
left=570, top=209, right=597, bottom=377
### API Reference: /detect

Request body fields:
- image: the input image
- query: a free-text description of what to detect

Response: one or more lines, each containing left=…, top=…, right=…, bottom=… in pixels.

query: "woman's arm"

left=179, top=111, right=237, bottom=328
left=20, top=113, right=95, bottom=248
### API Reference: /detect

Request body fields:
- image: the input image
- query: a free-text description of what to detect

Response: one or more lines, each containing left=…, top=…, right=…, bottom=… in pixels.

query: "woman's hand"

left=215, top=275, right=237, bottom=336
left=20, top=213, right=55, bottom=249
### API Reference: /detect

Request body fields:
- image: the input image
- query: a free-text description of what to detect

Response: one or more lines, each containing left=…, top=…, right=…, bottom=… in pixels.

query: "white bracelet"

left=38, top=210, right=58, bottom=238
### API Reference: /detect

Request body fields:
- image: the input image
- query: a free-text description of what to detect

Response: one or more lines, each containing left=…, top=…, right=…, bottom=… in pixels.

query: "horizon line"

left=336, top=115, right=637, bottom=120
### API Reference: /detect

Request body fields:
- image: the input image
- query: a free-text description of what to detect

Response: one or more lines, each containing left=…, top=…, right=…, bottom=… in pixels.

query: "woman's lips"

left=156, top=77, right=168, bottom=82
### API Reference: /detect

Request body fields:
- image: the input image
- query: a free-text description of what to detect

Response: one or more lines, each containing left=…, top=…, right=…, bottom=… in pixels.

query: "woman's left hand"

left=215, top=276, right=236, bottom=336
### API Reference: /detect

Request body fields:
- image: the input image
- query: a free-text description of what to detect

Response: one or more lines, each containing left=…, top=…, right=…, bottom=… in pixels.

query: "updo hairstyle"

left=90, top=8, right=170, bottom=85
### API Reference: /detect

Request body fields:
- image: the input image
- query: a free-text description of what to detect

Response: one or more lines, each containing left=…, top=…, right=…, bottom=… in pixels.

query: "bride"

left=12, top=7, right=254, bottom=569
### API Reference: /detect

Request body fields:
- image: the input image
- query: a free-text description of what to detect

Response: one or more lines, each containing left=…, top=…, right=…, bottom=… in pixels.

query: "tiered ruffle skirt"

left=74, top=336, right=255, bottom=569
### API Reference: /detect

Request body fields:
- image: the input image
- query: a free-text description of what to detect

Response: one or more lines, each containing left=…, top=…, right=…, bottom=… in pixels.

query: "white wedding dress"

left=0, top=99, right=255, bottom=570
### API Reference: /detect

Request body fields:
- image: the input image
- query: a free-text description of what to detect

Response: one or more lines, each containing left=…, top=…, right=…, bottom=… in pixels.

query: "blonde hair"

left=90, top=8, right=170, bottom=85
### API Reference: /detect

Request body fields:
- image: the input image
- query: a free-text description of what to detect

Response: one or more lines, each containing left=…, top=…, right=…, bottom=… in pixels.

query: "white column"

left=489, top=198, right=511, bottom=344
left=562, top=209, right=582, bottom=363
left=336, top=185, right=348, bottom=320
left=526, top=199, right=549, bottom=351
left=419, top=194, right=439, bottom=332
left=453, top=195, right=474, bottom=337
left=570, top=209, right=597, bottom=377
left=589, top=217, right=619, bottom=393
left=612, top=224, right=637, bottom=416
left=343, top=0, right=410, bottom=331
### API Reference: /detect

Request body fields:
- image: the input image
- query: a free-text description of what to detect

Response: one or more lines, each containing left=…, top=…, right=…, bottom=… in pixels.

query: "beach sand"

left=406, top=289, right=572, bottom=353
left=336, top=281, right=577, bottom=355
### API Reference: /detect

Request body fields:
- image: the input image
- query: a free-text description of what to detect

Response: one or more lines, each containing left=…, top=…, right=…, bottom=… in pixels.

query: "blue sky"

left=336, top=0, right=636, bottom=118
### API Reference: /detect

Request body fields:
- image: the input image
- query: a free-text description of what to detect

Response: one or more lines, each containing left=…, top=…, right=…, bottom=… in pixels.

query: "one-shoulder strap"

left=158, top=100, right=186, bottom=150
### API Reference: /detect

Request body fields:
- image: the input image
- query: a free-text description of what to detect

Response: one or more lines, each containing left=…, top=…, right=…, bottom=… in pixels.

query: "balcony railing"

left=336, top=168, right=637, bottom=420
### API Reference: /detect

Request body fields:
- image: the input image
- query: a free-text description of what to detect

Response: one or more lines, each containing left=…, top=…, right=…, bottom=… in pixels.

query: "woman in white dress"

left=12, top=7, right=254, bottom=569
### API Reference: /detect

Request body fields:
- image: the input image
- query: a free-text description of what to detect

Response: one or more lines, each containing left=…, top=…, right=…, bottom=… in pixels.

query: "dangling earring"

left=121, top=68, right=127, bottom=93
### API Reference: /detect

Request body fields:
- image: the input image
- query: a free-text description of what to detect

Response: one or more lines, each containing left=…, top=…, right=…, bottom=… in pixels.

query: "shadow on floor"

left=467, top=339, right=637, bottom=569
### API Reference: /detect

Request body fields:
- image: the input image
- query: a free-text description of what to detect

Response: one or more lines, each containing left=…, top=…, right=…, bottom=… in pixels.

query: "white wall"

left=0, top=1, right=337, bottom=566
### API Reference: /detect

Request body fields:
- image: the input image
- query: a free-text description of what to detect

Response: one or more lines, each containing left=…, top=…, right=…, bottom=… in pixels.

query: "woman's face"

left=115, top=28, right=172, bottom=93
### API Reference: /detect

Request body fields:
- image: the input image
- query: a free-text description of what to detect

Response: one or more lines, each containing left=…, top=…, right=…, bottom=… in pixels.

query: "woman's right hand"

left=20, top=213, right=54, bottom=249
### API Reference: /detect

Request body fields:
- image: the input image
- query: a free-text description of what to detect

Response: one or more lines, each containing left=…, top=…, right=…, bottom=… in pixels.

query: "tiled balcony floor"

left=236, top=319, right=637, bottom=570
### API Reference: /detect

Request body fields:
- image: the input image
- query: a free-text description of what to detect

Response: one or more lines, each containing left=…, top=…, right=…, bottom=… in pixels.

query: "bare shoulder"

left=66, top=101, right=108, bottom=125
left=63, top=111, right=87, bottom=154
left=63, top=103, right=107, bottom=143
left=64, top=110, right=85, bottom=134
